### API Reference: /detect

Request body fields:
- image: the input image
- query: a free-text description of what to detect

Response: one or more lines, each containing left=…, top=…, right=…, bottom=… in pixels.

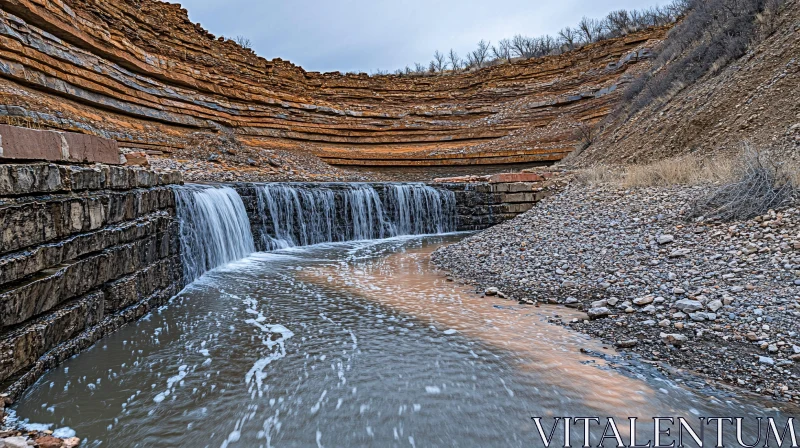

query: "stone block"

left=61, top=132, right=120, bottom=165
left=0, top=188, right=175, bottom=255
left=507, top=183, right=536, bottom=193
left=0, top=164, right=63, bottom=196
left=499, top=192, right=538, bottom=203
left=158, top=171, right=182, bottom=186
left=134, top=169, right=158, bottom=188
left=107, top=166, right=135, bottom=189
left=123, top=152, right=149, bottom=166
left=0, top=125, right=120, bottom=165
left=63, top=165, right=105, bottom=191
left=0, top=125, right=62, bottom=161
left=500, top=203, right=535, bottom=214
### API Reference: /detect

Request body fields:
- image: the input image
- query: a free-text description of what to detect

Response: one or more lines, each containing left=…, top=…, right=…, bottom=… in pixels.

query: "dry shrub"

left=689, top=149, right=798, bottom=221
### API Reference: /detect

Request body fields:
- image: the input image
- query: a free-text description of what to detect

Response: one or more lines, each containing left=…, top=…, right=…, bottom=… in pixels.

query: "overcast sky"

left=177, top=0, right=663, bottom=74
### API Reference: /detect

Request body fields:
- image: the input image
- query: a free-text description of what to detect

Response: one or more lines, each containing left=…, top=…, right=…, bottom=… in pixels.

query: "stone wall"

left=0, top=163, right=183, bottom=401
left=435, top=173, right=561, bottom=230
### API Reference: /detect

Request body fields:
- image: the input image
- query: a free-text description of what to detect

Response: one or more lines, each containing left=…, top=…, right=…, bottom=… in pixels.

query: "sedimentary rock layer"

left=0, top=0, right=666, bottom=168
left=0, top=163, right=183, bottom=399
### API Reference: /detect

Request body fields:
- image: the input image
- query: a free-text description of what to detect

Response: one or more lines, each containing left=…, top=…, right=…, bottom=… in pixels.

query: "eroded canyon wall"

left=0, top=0, right=667, bottom=175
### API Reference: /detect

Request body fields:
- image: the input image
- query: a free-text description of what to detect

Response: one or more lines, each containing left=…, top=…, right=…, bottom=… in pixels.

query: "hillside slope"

left=578, top=0, right=800, bottom=164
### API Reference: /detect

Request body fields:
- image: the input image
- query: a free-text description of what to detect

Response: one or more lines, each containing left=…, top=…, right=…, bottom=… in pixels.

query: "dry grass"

left=622, top=155, right=737, bottom=187
left=574, top=151, right=799, bottom=190
left=574, top=165, right=621, bottom=186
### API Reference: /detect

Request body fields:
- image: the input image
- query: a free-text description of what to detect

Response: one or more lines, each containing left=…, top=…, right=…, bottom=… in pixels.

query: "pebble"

left=0, top=437, right=29, bottom=448
left=706, top=300, right=723, bottom=312
left=689, top=312, right=708, bottom=322
left=616, top=340, right=639, bottom=348
left=661, top=333, right=688, bottom=346
left=669, top=249, right=691, bottom=258
left=675, top=299, right=704, bottom=313
left=588, top=307, right=611, bottom=319
left=657, top=235, right=675, bottom=245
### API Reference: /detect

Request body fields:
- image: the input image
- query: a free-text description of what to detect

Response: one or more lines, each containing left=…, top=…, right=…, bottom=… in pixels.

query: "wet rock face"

left=0, top=163, right=183, bottom=401
left=0, top=0, right=666, bottom=170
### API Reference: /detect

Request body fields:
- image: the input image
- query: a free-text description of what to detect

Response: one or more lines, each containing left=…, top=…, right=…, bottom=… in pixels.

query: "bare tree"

left=606, top=10, right=632, bottom=36
left=577, top=16, right=605, bottom=43
left=432, top=50, right=448, bottom=72
left=413, top=62, right=426, bottom=74
left=511, top=34, right=535, bottom=58
left=235, top=35, right=252, bottom=49
left=629, top=9, right=645, bottom=30
left=448, top=49, right=461, bottom=72
left=540, top=35, right=557, bottom=55
left=558, top=27, right=579, bottom=50
left=666, top=0, right=691, bottom=18
left=465, top=52, right=477, bottom=70
left=491, top=38, right=513, bottom=63
left=471, top=39, right=491, bottom=68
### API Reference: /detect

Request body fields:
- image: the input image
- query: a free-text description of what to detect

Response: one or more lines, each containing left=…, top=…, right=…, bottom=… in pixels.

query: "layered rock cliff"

left=0, top=0, right=666, bottom=180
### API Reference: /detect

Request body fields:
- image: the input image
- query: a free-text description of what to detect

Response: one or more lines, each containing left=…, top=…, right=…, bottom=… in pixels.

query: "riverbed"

left=9, top=235, right=790, bottom=447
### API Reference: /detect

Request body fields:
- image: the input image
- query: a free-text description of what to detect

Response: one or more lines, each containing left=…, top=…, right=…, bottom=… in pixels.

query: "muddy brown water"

left=9, top=235, right=793, bottom=447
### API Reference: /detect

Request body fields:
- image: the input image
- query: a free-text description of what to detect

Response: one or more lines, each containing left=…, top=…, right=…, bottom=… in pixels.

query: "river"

left=7, top=185, right=793, bottom=447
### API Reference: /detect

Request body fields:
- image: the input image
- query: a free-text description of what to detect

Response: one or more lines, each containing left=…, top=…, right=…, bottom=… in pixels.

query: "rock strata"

left=0, top=162, right=183, bottom=407
left=0, top=0, right=665, bottom=176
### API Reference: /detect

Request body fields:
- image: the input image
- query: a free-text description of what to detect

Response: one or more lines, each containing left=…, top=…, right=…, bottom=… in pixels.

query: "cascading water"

left=174, top=182, right=455, bottom=282
left=174, top=185, right=256, bottom=283
left=384, top=184, right=455, bottom=236
left=253, top=183, right=456, bottom=251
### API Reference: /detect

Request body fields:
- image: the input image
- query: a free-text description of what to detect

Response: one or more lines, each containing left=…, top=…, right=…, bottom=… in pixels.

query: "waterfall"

left=172, top=183, right=456, bottom=284
left=384, top=184, right=455, bottom=236
left=175, top=185, right=256, bottom=283
left=254, top=183, right=456, bottom=251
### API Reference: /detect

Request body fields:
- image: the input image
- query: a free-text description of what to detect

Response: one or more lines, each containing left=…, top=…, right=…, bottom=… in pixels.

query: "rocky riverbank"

left=432, top=183, right=800, bottom=403
left=0, top=426, right=79, bottom=448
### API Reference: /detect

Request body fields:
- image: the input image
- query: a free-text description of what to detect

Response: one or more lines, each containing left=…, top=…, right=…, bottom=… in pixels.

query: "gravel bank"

left=432, top=183, right=800, bottom=403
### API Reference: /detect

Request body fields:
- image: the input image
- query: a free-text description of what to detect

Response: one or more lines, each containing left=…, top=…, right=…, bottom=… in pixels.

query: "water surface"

left=11, top=235, right=790, bottom=447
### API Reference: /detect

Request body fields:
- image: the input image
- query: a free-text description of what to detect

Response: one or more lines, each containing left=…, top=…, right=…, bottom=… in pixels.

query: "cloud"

left=177, top=0, right=664, bottom=73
